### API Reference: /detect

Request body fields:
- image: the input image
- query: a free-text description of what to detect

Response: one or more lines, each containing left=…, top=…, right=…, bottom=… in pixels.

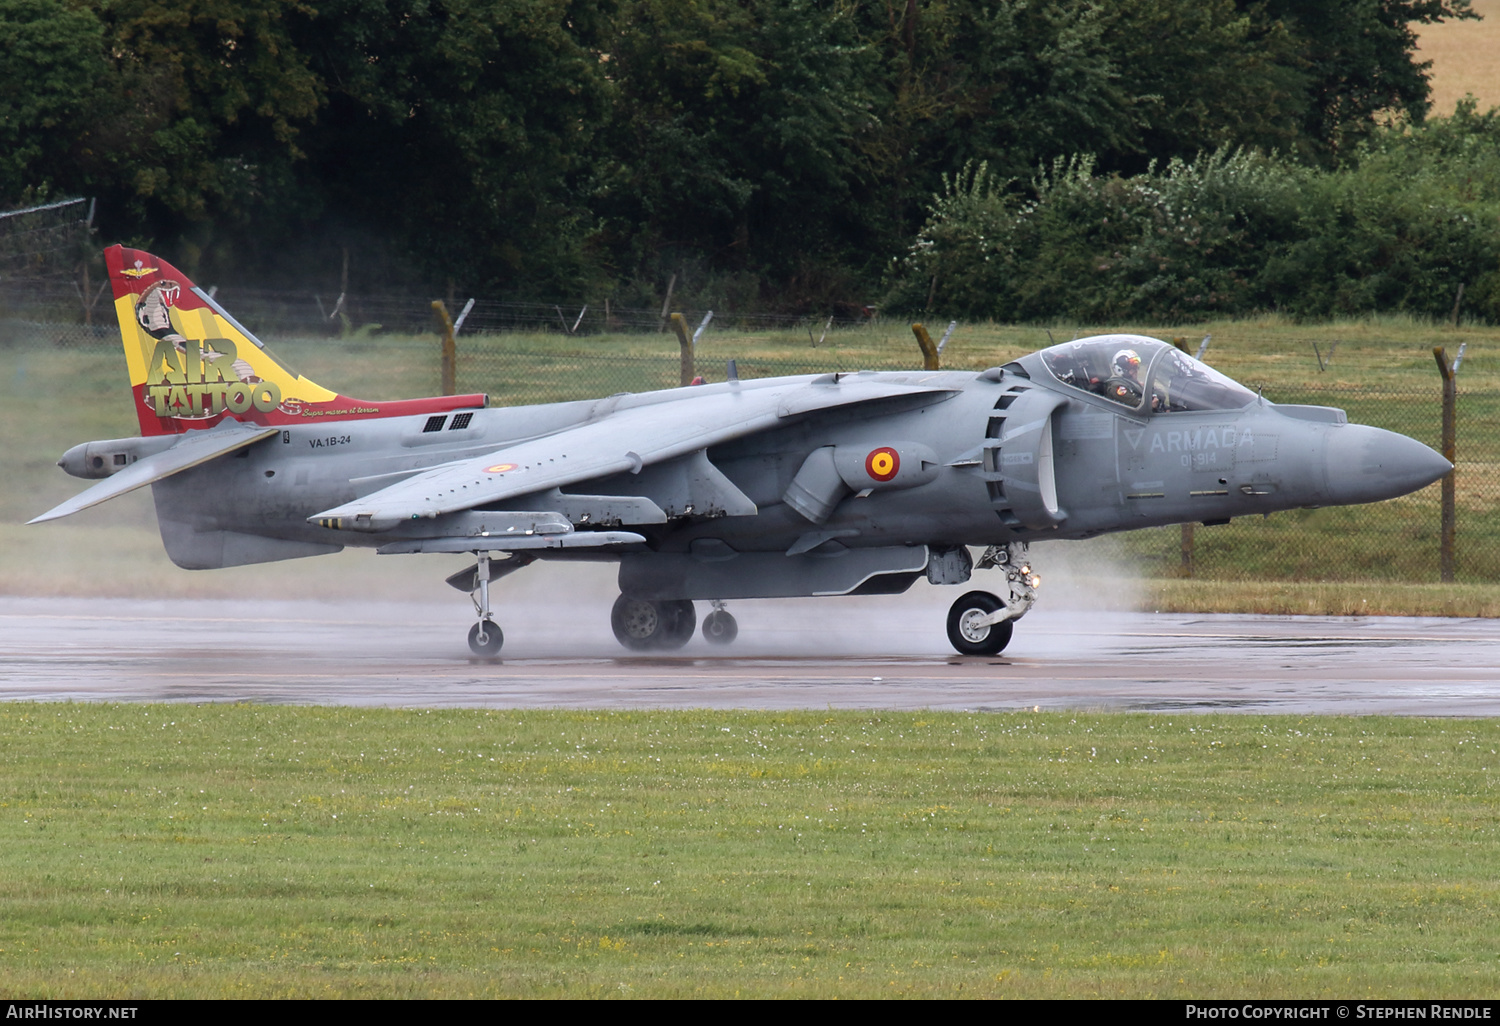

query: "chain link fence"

left=3, top=303, right=1494, bottom=584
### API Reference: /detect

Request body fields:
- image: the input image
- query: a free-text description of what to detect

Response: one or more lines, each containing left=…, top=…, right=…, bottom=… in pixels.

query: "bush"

left=889, top=111, right=1500, bottom=324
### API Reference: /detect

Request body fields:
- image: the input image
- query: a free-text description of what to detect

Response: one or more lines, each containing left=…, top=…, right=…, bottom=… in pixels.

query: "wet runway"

left=1, top=595, right=1495, bottom=715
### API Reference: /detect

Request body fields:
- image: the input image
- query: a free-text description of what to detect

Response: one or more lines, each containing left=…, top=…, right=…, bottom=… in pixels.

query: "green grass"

left=1, top=704, right=1497, bottom=998
left=1142, top=579, right=1500, bottom=618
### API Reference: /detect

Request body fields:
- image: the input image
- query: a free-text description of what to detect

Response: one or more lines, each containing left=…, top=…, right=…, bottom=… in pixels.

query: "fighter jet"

left=31, top=246, right=1452, bottom=656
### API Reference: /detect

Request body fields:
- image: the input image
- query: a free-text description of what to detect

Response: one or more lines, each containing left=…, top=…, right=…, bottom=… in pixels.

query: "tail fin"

left=105, top=245, right=485, bottom=436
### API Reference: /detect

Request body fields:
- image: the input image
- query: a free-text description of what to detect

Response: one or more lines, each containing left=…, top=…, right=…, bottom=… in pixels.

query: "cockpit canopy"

left=1039, top=334, right=1255, bottom=413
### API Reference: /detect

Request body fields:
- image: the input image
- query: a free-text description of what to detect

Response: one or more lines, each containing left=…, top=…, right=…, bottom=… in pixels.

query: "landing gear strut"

left=611, top=596, right=696, bottom=651
left=944, top=543, right=1039, bottom=656
left=467, top=552, right=504, bottom=656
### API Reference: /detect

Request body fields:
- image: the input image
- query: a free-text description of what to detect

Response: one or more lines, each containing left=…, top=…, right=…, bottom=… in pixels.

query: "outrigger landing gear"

left=944, top=543, right=1040, bottom=656
left=611, top=596, right=696, bottom=651
left=701, top=600, right=738, bottom=645
left=448, top=552, right=533, bottom=657
left=467, top=552, right=504, bottom=656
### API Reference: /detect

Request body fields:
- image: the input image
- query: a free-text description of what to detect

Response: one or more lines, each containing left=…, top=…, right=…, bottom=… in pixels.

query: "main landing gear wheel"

left=468, top=619, right=504, bottom=656
left=701, top=609, right=738, bottom=645
left=611, top=596, right=696, bottom=651
left=946, top=591, right=1014, bottom=656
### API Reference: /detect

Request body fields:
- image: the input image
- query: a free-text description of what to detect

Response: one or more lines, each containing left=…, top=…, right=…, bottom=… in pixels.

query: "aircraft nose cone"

left=1324, top=425, right=1451, bottom=505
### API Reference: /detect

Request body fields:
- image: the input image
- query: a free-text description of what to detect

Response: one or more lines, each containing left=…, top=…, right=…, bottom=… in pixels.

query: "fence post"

left=1433, top=346, right=1458, bottom=582
left=432, top=300, right=457, bottom=396
left=910, top=323, right=940, bottom=370
left=1177, top=336, right=1214, bottom=575
left=670, top=312, right=694, bottom=385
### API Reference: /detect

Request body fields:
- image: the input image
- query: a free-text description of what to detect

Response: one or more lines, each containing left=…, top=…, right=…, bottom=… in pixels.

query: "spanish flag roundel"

left=484, top=463, right=518, bottom=474
left=865, top=447, right=900, bottom=482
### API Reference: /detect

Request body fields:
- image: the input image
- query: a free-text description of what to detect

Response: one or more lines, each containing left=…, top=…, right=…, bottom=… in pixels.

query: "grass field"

left=1, top=703, right=1497, bottom=998
left=1, top=325, right=1496, bottom=1001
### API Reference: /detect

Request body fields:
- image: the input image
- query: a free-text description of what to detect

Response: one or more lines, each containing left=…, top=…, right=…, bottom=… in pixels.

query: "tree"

left=277, top=0, right=615, bottom=295
left=75, top=0, right=323, bottom=267
left=0, top=0, right=108, bottom=202
left=1097, top=0, right=1312, bottom=168
left=588, top=0, right=876, bottom=303
left=1253, top=0, right=1479, bottom=164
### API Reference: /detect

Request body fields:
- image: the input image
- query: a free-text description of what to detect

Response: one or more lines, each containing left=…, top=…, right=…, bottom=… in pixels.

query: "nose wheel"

left=946, top=591, right=1014, bottom=655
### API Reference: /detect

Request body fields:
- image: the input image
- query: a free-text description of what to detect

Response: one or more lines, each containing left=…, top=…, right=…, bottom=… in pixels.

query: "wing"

left=29, top=424, right=279, bottom=524
left=311, top=376, right=956, bottom=529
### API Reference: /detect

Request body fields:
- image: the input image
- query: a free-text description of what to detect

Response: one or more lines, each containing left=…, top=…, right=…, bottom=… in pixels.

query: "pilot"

left=1104, top=348, right=1144, bottom=405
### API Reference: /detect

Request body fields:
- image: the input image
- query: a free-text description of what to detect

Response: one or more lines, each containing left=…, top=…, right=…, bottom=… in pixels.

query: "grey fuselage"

left=142, top=348, right=1448, bottom=588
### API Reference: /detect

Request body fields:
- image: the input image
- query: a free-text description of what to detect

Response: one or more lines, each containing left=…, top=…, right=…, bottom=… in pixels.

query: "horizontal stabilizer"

left=29, top=424, right=278, bottom=524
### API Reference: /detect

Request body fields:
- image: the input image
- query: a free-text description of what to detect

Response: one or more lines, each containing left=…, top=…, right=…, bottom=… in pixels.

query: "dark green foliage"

left=889, top=108, right=1500, bottom=323
left=1260, top=0, right=1477, bottom=164
left=1098, top=0, right=1312, bottom=166
left=282, top=0, right=617, bottom=296
left=85, top=0, right=322, bottom=254
left=0, top=0, right=108, bottom=201
left=888, top=150, right=1310, bottom=322
left=0, top=0, right=1483, bottom=308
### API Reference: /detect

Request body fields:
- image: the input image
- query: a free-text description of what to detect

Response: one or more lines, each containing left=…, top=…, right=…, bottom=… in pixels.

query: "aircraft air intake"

left=980, top=387, right=1067, bottom=530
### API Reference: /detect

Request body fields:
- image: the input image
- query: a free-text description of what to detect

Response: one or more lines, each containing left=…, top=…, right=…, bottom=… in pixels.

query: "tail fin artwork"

left=106, top=245, right=485, bottom=435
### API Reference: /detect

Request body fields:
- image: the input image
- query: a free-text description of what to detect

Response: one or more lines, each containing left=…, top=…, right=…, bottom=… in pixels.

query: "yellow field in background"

left=1416, top=0, right=1500, bottom=113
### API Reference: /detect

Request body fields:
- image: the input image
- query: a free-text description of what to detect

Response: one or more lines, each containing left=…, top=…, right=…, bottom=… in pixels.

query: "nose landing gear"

left=944, top=543, right=1040, bottom=656
left=946, top=591, right=1013, bottom=655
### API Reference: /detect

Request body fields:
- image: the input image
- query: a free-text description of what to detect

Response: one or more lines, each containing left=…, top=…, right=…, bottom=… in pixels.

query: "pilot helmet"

left=1113, top=348, right=1141, bottom=376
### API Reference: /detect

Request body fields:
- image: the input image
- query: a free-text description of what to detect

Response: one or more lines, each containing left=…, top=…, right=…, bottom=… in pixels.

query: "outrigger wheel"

left=946, top=590, right=1014, bottom=656
left=611, top=596, right=696, bottom=651
left=468, top=619, right=504, bottom=656
left=466, top=551, right=505, bottom=657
